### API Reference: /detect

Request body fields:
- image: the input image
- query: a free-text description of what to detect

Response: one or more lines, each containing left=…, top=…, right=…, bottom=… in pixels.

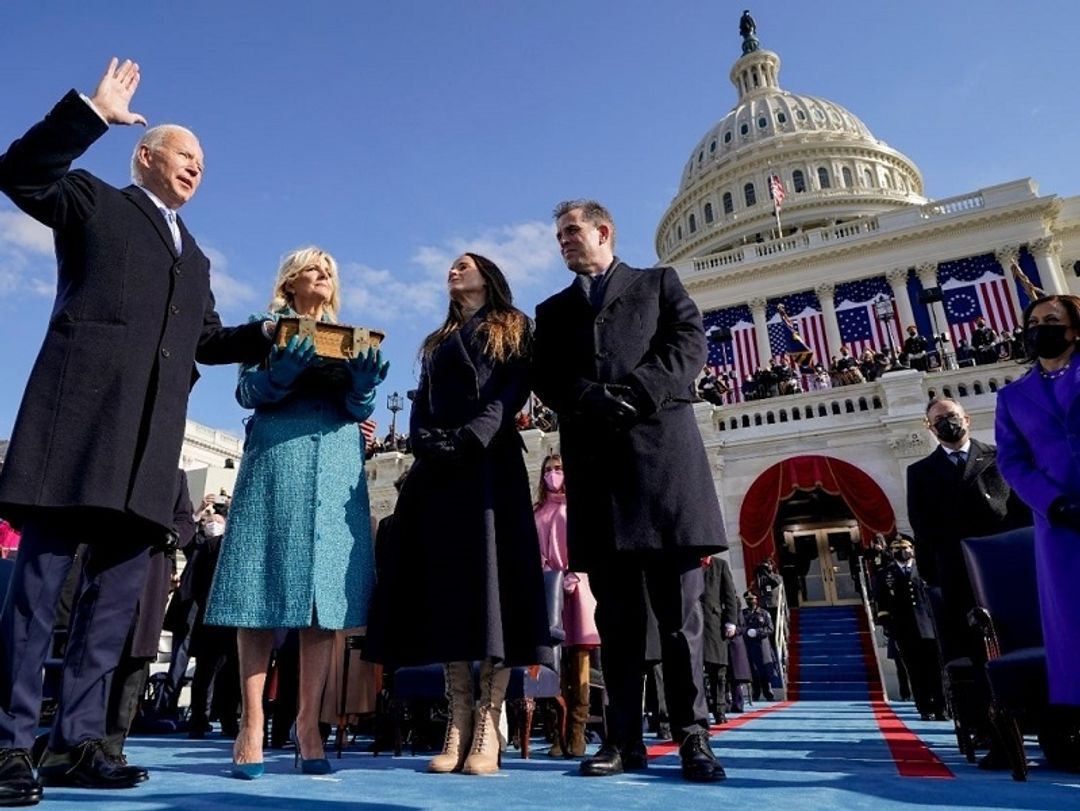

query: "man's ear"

left=597, top=223, right=611, bottom=244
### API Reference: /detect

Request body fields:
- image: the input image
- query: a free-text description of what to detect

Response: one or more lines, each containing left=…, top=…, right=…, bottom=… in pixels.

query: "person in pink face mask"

left=534, top=454, right=600, bottom=758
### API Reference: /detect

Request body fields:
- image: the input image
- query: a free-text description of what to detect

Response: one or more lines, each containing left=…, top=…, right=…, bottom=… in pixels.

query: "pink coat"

left=0, top=520, right=20, bottom=557
left=535, top=494, right=600, bottom=647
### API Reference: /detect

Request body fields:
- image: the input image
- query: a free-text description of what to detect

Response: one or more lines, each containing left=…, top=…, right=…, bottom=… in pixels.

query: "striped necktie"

left=160, top=207, right=182, bottom=253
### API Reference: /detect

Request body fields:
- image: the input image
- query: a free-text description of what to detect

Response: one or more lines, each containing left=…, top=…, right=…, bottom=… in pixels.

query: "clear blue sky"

left=2, top=1, right=1078, bottom=440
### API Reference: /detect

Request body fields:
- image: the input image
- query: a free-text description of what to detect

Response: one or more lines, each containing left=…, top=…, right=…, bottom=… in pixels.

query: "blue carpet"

left=791, top=606, right=881, bottom=701
left=29, top=702, right=1079, bottom=810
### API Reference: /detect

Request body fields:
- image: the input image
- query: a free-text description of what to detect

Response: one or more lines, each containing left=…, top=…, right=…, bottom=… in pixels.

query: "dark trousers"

left=897, top=635, right=945, bottom=717
left=103, top=643, right=150, bottom=756
left=156, top=604, right=197, bottom=716
left=589, top=552, right=708, bottom=747
left=0, top=514, right=151, bottom=749
left=704, top=663, right=728, bottom=720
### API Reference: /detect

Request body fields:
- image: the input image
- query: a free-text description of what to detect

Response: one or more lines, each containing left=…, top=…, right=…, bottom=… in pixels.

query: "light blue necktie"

left=160, top=207, right=182, bottom=253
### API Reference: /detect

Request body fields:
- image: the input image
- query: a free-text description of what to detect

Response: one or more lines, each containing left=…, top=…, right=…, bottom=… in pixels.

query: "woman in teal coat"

left=205, top=246, right=388, bottom=778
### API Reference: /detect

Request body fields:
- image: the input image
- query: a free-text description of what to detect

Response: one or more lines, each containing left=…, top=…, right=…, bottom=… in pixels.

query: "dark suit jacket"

left=0, top=91, right=270, bottom=531
left=874, top=561, right=935, bottom=641
left=532, top=262, right=726, bottom=571
left=702, top=557, right=738, bottom=666
left=906, top=438, right=1031, bottom=593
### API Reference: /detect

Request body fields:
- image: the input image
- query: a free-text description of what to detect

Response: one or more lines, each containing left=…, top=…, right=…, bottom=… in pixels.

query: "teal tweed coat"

left=205, top=312, right=376, bottom=630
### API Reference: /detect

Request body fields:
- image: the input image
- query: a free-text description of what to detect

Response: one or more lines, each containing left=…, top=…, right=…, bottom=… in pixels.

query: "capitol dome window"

left=812, top=108, right=825, bottom=122
left=758, top=116, right=768, bottom=129
left=744, top=183, right=757, bottom=207
left=864, top=168, right=875, bottom=187
left=677, top=225, right=683, bottom=240
left=723, top=131, right=732, bottom=144
left=796, top=109, right=806, bottom=122
left=704, top=202, right=714, bottom=224
left=792, top=170, right=806, bottom=193
left=818, top=167, right=831, bottom=189
left=740, top=122, right=749, bottom=136
left=842, top=167, right=853, bottom=188
left=689, top=213, right=697, bottom=234
left=710, top=140, right=716, bottom=154
left=698, top=151, right=704, bottom=164
left=722, top=192, right=734, bottom=215
left=777, top=111, right=788, bottom=124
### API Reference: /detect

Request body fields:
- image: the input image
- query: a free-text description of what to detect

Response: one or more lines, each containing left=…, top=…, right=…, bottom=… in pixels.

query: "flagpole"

left=774, top=202, right=782, bottom=241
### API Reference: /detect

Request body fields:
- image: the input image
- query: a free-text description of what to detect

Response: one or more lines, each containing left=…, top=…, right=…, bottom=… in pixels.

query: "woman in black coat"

left=364, top=253, right=551, bottom=776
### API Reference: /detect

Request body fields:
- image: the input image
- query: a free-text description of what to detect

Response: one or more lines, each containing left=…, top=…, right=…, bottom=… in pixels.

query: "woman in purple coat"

left=995, top=293, right=1080, bottom=708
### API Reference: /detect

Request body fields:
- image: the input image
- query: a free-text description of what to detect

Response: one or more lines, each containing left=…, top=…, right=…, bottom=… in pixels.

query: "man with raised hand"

left=0, top=59, right=271, bottom=804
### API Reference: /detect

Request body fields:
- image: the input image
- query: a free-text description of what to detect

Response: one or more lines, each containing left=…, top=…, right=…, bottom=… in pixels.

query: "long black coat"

left=0, top=92, right=270, bottom=532
left=533, top=262, right=726, bottom=572
left=874, top=562, right=935, bottom=641
left=363, top=312, right=552, bottom=667
left=906, top=438, right=1031, bottom=620
left=702, top=557, right=739, bottom=667
left=130, top=470, right=195, bottom=658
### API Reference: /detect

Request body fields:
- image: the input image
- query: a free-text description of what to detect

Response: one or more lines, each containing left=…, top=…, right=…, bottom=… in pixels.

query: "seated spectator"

left=811, top=364, right=831, bottom=390
left=835, top=347, right=863, bottom=385
left=955, top=339, right=975, bottom=367
left=698, top=368, right=725, bottom=406
left=858, top=349, right=878, bottom=382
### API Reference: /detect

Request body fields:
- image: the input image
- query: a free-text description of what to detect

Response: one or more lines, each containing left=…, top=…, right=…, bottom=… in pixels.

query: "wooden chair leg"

left=520, top=697, right=536, bottom=759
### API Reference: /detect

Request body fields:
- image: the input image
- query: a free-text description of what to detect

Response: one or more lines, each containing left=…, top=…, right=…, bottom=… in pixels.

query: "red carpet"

left=644, top=700, right=795, bottom=759
left=871, top=700, right=954, bottom=778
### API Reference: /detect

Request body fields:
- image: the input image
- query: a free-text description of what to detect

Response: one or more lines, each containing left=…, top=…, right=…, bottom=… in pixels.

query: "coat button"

left=596, top=317, right=606, bottom=325
left=170, top=305, right=180, bottom=315
left=161, top=348, right=170, bottom=358
left=174, top=267, right=181, bottom=276
left=595, top=351, right=607, bottom=360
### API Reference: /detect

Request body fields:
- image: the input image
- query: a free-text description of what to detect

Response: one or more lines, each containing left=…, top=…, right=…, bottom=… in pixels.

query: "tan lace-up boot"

left=462, top=659, right=510, bottom=775
left=567, top=648, right=591, bottom=757
left=427, top=661, right=474, bottom=773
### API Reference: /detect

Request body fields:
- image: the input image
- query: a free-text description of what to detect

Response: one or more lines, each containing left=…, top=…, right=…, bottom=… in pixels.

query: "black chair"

left=504, top=569, right=565, bottom=758
left=926, top=585, right=981, bottom=762
left=962, top=528, right=1046, bottom=780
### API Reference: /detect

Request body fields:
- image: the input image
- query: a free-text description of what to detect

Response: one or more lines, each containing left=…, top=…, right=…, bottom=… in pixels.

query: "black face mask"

left=893, top=549, right=914, bottom=562
left=933, top=415, right=966, bottom=444
left=1025, top=324, right=1073, bottom=360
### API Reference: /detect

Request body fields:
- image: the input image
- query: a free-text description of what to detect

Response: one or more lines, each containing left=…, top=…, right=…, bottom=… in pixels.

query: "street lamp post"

left=386, top=391, right=403, bottom=447
left=873, top=295, right=903, bottom=372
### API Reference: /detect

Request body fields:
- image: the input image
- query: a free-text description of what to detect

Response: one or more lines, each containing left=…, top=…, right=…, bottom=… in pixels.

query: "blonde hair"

left=268, top=246, right=341, bottom=322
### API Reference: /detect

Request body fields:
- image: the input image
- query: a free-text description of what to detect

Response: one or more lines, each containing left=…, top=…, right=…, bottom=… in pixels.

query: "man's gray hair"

left=552, top=199, right=616, bottom=247
left=130, top=124, right=198, bottom=185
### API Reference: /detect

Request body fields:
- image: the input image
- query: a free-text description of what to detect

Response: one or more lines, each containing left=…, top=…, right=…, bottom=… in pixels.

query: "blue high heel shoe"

left=290, top=723, right=332, bottom=775
left=230, top=762, right=265, bottom=780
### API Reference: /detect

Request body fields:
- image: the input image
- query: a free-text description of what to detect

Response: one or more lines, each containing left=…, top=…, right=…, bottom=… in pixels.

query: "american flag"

left=938, top=253, right=1020, bottom=345
left=766, top=292, right=828, bottom=369
left=703, top=304, right=760, bottom=402
left=769, top=174, right=786, bottom=209
left=835, top=276, right=903, bottom=358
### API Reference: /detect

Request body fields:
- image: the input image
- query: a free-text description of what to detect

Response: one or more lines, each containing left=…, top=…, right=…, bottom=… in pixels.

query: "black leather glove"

left=1049, top=497, right=1080, bottom=532
left=578, top=383, right=639, bottom=429
left=414, top=427, right=476, bottom=462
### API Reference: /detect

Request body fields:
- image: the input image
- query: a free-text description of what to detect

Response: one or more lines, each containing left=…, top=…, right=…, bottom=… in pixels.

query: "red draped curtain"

left=738, top=455, right=896, bottom=579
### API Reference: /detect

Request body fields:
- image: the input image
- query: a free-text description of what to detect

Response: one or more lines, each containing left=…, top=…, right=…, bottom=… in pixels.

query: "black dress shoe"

left=679, top=730, right=726, bottom=782
left=621, top=742, right=649, bottom=771
left=579, top=744, right=623, bottom=777
left=0, top=748, right=42, bottom=807
left=38, top=740, right=147, bottom=789
left=977, top=746, right=1011, bottom=771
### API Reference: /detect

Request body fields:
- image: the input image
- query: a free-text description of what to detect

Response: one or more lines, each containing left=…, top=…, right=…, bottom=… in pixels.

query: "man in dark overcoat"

left=0, top=59, right=270, bottom=803
left=906, top=398, right=1031, bottom=646
left=533, top=199, right=727, bottom=782
left=701, top=556, right=738, bottom=723
left=873, top=537, right=946, bottom=720
left=741, top=592, right=776, bottom=701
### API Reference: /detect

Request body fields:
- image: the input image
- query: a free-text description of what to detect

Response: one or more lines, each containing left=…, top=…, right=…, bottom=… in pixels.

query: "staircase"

left=787, top=605, right=883, bottom=701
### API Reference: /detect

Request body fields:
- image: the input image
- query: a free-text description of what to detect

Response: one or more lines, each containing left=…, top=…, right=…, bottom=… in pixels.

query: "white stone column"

left=1029, top=236, right=1068, bottom=295
left=993, top=244, right=1027, bottom=322
left=749, top=297, right=771, bottom=368
left=814, top=281, right=842, bottom=359
left=885, top=267, right=916, bottom=332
